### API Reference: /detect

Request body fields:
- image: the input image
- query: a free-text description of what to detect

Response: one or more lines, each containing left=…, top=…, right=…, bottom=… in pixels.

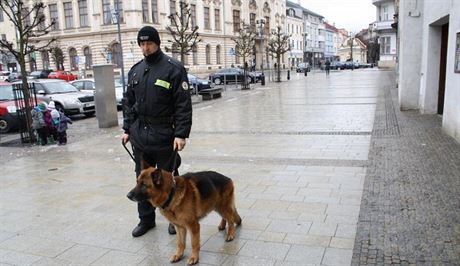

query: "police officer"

left=122, top=26, right=192, bottom=237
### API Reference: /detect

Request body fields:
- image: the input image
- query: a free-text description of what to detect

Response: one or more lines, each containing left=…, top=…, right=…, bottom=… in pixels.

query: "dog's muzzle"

left=127, top=189, right=148, bottom=202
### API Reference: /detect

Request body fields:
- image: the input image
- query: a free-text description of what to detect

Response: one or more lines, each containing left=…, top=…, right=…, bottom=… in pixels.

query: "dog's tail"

left=229, top=181, right=242, bottom=226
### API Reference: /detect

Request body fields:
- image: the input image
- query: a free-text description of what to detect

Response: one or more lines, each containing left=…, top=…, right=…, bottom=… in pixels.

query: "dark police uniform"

left=123, top=48, right=192, bottom=227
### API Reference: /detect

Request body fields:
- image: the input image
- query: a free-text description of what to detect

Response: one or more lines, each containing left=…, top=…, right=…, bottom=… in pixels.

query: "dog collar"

left=161, top=177, right=176, bottom=209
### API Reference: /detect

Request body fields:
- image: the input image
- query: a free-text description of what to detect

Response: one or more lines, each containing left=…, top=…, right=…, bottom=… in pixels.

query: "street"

left=0, top=69, right=458, bottom=265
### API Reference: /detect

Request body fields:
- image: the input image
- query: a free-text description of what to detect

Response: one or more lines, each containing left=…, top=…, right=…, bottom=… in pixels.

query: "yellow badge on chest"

left=155, top=79, right=171, bottom=89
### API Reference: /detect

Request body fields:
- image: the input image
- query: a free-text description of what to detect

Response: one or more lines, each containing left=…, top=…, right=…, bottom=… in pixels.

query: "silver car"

left=25, top=79, right=95, bottom=117
left=70, top=78, right=123, bottom=109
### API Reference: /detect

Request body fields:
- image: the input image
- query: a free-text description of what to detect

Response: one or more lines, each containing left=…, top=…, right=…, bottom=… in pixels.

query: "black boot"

left=168, top=223, right=176, bottom=235
left=132, top=222, right=156, bottom=237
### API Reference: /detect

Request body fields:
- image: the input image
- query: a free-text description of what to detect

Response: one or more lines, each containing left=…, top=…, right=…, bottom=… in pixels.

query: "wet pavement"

left=0, top=69, right=458, bottom=265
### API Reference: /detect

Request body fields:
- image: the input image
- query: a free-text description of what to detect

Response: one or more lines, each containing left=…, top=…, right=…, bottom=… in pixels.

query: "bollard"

left=93, top=64, right=118, bottom=128
left=287, top=70, right=290, bottom=80
left=304, top=69, right=308, bottom=76
left=261, top=73, right=265, bottom=86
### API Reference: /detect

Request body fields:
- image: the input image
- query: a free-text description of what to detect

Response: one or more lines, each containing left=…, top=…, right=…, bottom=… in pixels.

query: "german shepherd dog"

left=127, top=162, right=242, bottom=265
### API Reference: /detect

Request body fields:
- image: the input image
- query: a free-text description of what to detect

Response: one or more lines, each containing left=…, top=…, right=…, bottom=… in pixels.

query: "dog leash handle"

left=122, top=141, right=136, bottom=162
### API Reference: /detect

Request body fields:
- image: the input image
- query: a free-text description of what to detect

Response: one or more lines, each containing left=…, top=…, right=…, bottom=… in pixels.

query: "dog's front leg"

left=187, top=222, right=200, bottom=265
left=170, top=225, right=186, bottom=263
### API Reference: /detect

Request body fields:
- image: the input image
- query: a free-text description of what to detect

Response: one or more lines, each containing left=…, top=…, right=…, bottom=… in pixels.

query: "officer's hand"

left=173, top=138, right=186, bottom=151
left=121, top=133, right=130, bottom=145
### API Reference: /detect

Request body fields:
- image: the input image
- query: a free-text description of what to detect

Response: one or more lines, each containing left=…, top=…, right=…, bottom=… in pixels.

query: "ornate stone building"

left=11, top=0, right=286, bottom=76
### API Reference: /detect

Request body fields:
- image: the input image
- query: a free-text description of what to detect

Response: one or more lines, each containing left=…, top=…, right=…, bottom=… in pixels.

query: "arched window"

left=69, top=47, right=78, bottom=70
left=111, top=43, right=121, bottom=68
left=41, top=51, right=50, bottom=69
left=192, top=45, right=198, bottom=65
left=83, top=47, right=92, bottom=70
left=216, top=45, right=221, bottom=65
left=205, top=45, right=211, bottom=65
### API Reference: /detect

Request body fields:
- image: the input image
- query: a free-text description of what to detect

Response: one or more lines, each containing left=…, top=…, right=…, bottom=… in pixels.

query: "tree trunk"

left=276, top=55, right=281, bottom=82
left=18, top=57, right=36, bottom=143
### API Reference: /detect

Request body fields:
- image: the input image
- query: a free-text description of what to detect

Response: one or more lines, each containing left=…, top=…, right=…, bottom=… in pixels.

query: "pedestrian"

left=121, top=26, right=192, bottom=238
left=31, top=102, right=49, bottom=145
left=325, top=59, right=331, bottom=76
left=51, top=109, right=72, bottom=145
left=48, top=101, right=58, bottom=142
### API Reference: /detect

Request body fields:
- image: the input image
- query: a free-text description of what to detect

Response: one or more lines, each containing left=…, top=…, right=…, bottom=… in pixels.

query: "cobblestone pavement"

left=351, top=72, right=460, bottom=265
left=0, top=69, right=458, bottom=265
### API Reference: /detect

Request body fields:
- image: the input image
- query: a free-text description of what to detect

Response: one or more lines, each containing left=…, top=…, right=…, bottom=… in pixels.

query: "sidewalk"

left=0, top=69, right=458, bottom=265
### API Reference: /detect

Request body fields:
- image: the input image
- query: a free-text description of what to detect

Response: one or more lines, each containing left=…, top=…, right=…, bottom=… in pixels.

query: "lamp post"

left=111, top=0, right=126, bottom=92
left=256, top=18, right=265, bottom=86
left=350, top=31, right=354, bottom=71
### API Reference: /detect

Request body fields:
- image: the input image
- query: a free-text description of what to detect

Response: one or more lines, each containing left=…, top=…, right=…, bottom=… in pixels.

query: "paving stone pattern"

left=352, top=72, right=460, bottom=265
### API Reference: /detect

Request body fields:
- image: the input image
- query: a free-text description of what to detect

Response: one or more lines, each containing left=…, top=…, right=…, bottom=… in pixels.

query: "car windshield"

left=30, top=71, right=42, bottom=76
left=0, top=84, right=14, bottom=101
left=42, top=81, right=79, bottom=93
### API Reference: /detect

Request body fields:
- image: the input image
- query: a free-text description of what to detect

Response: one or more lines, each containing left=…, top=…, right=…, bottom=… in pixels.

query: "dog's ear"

left=141, top=155, right=151, bottom=170
left=151, top=168, right=162, bottom=186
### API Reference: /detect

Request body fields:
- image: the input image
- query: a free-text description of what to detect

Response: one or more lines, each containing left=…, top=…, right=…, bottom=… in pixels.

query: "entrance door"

left=438, top=23, right=448, bottom=114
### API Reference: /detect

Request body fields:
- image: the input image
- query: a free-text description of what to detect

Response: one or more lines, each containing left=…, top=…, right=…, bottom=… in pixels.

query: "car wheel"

left=214, top=77, right=222, bottom=85
left=84, top=112, right=95, bottom=117
left=0, top=118, right=11, bottom=133
left=55, top=103, right=65, bottom=114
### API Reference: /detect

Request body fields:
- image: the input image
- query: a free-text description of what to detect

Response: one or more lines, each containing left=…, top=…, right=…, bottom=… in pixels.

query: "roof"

left=324, top=22, right=339, bottom=32
left=286, top=1, right=324, bottom=19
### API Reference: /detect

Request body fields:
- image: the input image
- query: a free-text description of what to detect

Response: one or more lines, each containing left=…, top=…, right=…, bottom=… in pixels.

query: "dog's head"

left=127, top=160, right=174, bottom=207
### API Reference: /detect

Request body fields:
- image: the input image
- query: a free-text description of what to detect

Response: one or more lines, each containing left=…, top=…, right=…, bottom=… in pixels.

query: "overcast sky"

left=299, top=0, right=376, bottom=33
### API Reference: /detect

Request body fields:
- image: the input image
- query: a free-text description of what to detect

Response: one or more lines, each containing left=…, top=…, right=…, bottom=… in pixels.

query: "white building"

left=0, top=9, right=19, bottom=72
left=398, top=0, right=460, bottom=143
left=337, top=37, right=367, bottom=63
left=0, top=0, right=286, bottom=76
left=286, top=1, right=304, bottom=68
left=372, top=0, right=397, bottom=68
left=324, top=22, right=339, bottom=61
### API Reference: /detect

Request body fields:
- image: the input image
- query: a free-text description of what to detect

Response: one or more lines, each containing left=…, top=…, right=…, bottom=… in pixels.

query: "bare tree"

left=0, top=0, right=56, bottom=142
left=231, top=22, right=257, bottom=89
left=165, top=1, right=201, bottom=65
left=267, top=26, right=291, bottom=82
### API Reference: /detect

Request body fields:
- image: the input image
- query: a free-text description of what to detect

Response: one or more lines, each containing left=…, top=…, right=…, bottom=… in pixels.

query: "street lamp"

left=349, top=31, right=354, bottom=71
left=111, top=0, right=126, bottom=92
left=256, top=18, right=265, bottom=86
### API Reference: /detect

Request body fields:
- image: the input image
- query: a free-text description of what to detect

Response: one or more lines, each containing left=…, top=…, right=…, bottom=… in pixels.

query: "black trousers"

left=133, top=146, right=180, bottom=225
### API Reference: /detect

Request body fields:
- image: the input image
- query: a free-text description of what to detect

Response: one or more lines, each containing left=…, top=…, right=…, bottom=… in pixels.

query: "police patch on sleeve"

left=182, top=81, right=189, bottom=90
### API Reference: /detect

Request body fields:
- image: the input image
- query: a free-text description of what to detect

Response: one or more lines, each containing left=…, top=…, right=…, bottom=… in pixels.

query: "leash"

left=122, top=141, right=136, bottom=162
left=122, top=141, right=179, bottom=175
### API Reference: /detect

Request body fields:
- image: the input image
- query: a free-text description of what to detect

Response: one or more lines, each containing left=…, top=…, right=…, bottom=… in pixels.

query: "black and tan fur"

left=127, top=162, right=242, bottom=265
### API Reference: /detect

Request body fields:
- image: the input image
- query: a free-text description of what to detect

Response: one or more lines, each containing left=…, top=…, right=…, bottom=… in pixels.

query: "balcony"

left=372, top=0, right=391, bottom=5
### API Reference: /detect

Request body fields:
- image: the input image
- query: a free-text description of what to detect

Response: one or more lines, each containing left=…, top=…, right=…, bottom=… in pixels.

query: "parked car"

left=0, top=71, right=10, bottom=82
left=6, top=72, right=26, bottom=82
left=0, top=82, right=20, bottom=133
left=29, top=69, right=53, bottom=79
left=188, top=74, right=211, bottom=92
left=209, top=68, right=257, bottom=85
left=296, top=62, right=311, bottom=73
left=330, top=61, right=343, bottom=70
left=70, top=78, right=123, bottom=109
left=18, top=79, right=95, bottom=117
left=48, top=70, right=78, bottom=81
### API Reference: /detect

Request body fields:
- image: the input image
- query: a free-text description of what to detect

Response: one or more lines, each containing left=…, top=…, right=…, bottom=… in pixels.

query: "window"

left=114, top=1, right=123, bottom=23
left=249, top=13, right=255, bottom=28
left=192, top=45, right=198, bottom=65
left=49, top=4, right=59, bottom=30
left=170, top=0, right=176, bottom=16
left=84, top=47, right=92, bottom=69
left=171, top=43, right=179, bottom=60
left=214, top=9, right=220, bottom=30
left=29, top=53, right=37, bottom=72
left=1, top=34, right=6, bottom=41
left=233, top=10, right=240, bottom=32
left=204, top=7, right=210, bottom=30
left=0, top=10, right=3, bottom=22
left=41, top=51, right=50, bottom=69
left=151, top=0, right=158, bottom=23
left=380, top=36, right=391, bottom=54
left=264, top=16, right=270, bottom=35
left=216, top=45, right=221, bottom=65
left=235, top=46, right=240, bottom=64
left=103, top=0, right=112, bottom=24
left=69, top=47, right=78, bottom=70
left=79, top=0, right=88, bottom=27
left=206, top=45, right=211, bottom=64
left=111, top=43, right=121, bottom=67
left=383, top=5, right=388, bottom=21
left=142, top=0, right=149, bottom=22
left=22, top=8, right=30, bottom=27
left=63, top=2, right=73, bottom=29
left=190, top=4, right=196, bottom=28
left=37, top=9, right=45, bottom=30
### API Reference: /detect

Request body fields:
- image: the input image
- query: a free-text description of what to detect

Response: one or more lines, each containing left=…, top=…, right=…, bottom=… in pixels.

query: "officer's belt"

left=138, top=115, right=174, bottom=125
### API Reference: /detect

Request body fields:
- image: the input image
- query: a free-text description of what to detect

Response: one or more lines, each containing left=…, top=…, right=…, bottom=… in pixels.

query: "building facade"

left=398, top=0, right=460, bottom=143
left=286, top=1, right=304, bottom=68
left=337, top=37, right=367, bottom=63
left=324, top=22, right=339, bottom=61
left=372, top=0, right=397, bottom=68
left=1, top=0, right=286, bottom=76
left=0, top=8, right=19, bottom=72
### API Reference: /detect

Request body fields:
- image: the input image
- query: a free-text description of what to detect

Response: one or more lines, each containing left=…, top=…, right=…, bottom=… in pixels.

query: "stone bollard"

left=93, top=64, right=118, bottom=128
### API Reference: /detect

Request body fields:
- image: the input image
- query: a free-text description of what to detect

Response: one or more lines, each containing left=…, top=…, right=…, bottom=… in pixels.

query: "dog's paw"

left=169, top=254, right=182, bottom=263
left=225, top=234, right=235, bottom=242
left=187, top=256, right=199, bottom=265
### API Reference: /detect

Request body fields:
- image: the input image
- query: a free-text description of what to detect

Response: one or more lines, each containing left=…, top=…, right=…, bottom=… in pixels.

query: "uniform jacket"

left=123, top=49, right=192, bottom=152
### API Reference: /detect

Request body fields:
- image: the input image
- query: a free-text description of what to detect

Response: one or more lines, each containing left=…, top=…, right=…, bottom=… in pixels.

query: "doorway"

left=437, top=23, right=448, bottom=114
